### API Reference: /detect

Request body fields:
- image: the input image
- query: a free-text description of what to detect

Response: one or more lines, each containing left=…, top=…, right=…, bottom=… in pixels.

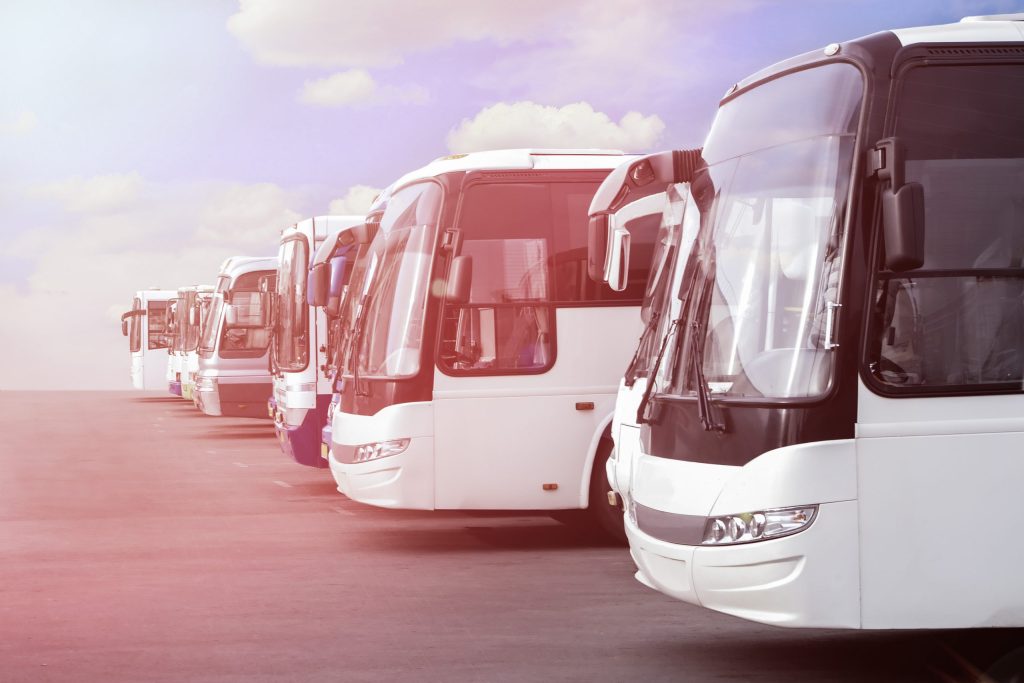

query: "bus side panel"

left=432, top=306, right=636, bottom=510
left=858, top=429, right=1024, bottom=629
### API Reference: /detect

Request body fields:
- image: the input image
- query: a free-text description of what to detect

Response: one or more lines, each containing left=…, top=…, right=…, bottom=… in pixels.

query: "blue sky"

left=0, top=0, right=1020, bottom=388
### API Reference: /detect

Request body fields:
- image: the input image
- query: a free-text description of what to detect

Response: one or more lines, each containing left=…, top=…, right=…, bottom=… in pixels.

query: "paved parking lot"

left=1, top=391, right=1021, bottom=682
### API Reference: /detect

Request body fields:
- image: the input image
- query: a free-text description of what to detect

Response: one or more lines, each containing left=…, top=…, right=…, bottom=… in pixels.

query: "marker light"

left=354, top=439, right=410, bottom=463
left=701, top=506, right=817, bottom=546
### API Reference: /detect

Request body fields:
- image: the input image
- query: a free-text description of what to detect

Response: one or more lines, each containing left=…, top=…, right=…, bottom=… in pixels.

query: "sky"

left=0, top=0, right=1020, bottom=390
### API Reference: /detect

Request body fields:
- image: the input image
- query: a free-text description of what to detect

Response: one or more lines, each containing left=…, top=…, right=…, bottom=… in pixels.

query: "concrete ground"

left=1, top=391, right=1022, bottom=682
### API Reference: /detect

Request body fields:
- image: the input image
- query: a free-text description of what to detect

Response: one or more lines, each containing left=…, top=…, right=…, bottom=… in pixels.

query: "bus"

left=584, top=155, right=702, bottom=516
left=165, top=286, right=209, bottom=397
left=326, top=148, right=657, bottom=537
left=179, top=285, right=215, bottom=402
left=622, top=13, right=1024, bottom=629
left=120, top=288, right=176, bottom=390
left=195, top=257, right=277, bottom=418
left=271, top=216, right=364, bottom=466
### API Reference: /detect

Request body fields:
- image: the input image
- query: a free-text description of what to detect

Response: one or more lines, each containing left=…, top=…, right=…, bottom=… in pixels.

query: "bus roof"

left=385, top=148, right=636, bottom=196
left=281, top=215, right=366, bottom=247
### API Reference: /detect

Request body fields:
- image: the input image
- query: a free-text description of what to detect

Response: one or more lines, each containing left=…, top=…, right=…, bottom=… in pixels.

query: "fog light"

left=354, top=438, right=410, bottom=463
left=702, top=506, right=817, bottom=546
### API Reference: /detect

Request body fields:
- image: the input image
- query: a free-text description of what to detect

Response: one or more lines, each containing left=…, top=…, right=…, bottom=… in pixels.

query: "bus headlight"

left=354, top=438, right=410, bottom=463
left=197, top=376, right=217, bottom=391
left=701, top=506, right=817, bottom=546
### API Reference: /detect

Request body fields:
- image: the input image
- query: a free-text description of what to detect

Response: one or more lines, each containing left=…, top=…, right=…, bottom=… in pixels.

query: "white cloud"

left=31, top=172, right=144, bottom=213
left=228, top=0, right=568, bottom=68
left=1, top=173, right=320, bottom=389
left=0, top=110, right=38, bottom=137
left=228, top=0, right=761, bottom=105
left=328, top=184, right=383, bottom=215
left=194, top=182, right=303, bottom=251
left=446, top=101, right=664, bottom=154
left=300, top=69, right=428, bottom=108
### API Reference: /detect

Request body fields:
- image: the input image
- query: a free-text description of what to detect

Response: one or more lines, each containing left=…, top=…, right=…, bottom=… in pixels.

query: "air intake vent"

left=926, top=46, right=1024, bottom=57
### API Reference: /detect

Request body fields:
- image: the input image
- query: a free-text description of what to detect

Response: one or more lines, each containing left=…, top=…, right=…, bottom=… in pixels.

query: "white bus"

left=622, top=14, right=1024, bottom=629
left=121, top=288, right=177, bottom=390
left=179, top=285, right=215, bottom=402
left=195, top=257, right=277, bottom=418
left=584, top=153, right=703, bottom=516
left=165, top=285, right=213, bottom=399
left=326, top=149, right=661, bottom=536
left=271, top=216, right=364, bottom=466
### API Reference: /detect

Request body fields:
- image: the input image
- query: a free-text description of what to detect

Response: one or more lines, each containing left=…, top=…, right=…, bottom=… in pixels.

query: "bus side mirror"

left=607, top=228, right=631, bottom=292
left=882, top=182, right=925, bottom=272
left=446, top=255, right=473, bottom=304
left=587, top=214, right=609, bottom=282
left=121, top=319, right=129, bottom=336
left=188, top=306, right=197, bottom=326
left=874, top=138, right=924, bottom=272
left=307, top=262, right=330, bottom=306
left=224, top=304, right=238, bottom=326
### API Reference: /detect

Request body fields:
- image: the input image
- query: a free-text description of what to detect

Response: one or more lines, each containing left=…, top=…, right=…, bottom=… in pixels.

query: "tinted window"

left=870, top=64, right=1024, bottom=391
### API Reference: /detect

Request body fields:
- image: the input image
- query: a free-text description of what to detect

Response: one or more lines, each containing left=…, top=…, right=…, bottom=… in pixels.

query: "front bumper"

left=328, top=435, right=434, bottom=509
left=195, top=383, right=221, bottom=416
left=626, top=499, right=860, bottom=628
left=274, top=394, right=330, bottom=468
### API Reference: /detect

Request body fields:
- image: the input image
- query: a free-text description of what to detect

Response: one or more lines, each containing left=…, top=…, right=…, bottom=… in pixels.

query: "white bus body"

left=271, top=216, right=364, bottom=467
left=328, top=149, right=655, bottom=534
left=182, top=286, right=214, bottom=402
left=121, top=288, right=176, bottom=390
left=624, top=15, right=1024, bottom=629
left=195, top=257, right=276, bottom=418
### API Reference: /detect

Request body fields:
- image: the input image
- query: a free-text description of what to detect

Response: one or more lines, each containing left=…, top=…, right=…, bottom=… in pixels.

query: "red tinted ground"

left=0, top=391, right=1020, bottom=682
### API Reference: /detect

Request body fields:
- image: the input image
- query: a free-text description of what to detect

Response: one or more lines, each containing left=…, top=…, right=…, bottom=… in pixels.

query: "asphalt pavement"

left=1, top=391, right=1021, bottom=682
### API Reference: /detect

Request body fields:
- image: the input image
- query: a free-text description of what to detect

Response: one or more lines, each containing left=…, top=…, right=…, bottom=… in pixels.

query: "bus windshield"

left=353, top=182, right=442, bottom=379
left=275, top=237, right=310, bottom=372
left=200, top=277, right=230, bottom=354
left=656, top=63, right=863, bottom=402
left=129, top=297, right=142, bottom=353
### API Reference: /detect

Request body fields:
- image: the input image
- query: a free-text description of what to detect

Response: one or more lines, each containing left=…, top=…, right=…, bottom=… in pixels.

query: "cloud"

left=1, top=173, right=322, bottom=389
left=31, top=172, right=144, bottom=213
left=328, top=184, right=383, bottom=215
left=0, top=110, right=38, bottom=137
left=194, top=182, right=303, bottom=251
left=446, top=101, right=664, bottom=154
left=228, top=0, right=761, bottom=105
left=227, top=0, right=569, bottom=68
left=300, top=69, right=428, bottom=108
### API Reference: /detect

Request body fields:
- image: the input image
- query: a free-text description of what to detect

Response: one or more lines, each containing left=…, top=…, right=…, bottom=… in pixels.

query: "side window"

left=869, top=64, right=1024, bottom=392
left=147, top=301, right=169, bottom=349
left=439, top=182, right=554, bottom=374
left=550, top=184, right=659, bottom=304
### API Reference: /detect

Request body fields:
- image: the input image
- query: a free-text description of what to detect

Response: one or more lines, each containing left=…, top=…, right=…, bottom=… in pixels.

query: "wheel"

left=586, top=438, right=626, bottom=544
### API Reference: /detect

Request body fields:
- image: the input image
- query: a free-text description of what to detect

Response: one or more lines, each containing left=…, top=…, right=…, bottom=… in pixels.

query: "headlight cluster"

left=702, top=506, right=817, bottom=546
left=197, top=376, right=217, bottom=390
left=354, top=438, right=410, bottom=463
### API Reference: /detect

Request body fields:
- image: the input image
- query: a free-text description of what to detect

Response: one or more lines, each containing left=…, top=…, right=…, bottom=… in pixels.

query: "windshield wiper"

left=624, top=309, right=661, bottom=388
left=636, top=316, right=681, bottom=425
left=687, top=258, right=725, bottom=433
